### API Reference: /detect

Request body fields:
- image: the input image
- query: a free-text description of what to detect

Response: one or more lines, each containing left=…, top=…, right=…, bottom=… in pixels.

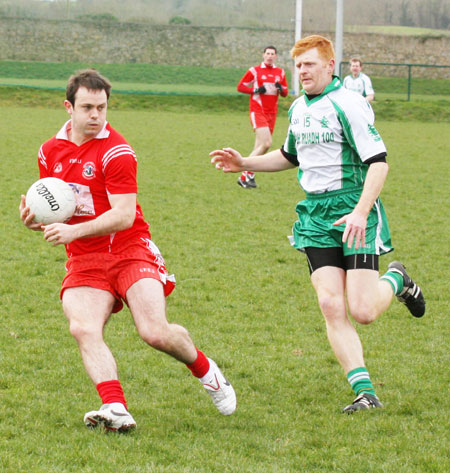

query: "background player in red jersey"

left=19, top=69, right=236, bottom=432
left=236, top=45, right=289, bottom=188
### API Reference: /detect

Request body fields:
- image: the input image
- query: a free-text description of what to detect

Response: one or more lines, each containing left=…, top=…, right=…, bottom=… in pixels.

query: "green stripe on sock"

left=347, top=367, right=376, bottom=396
left=380, top=271, right=404, bottom=296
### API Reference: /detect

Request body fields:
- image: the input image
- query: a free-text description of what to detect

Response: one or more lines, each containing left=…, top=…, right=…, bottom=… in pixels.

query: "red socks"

left=96, top=380, right=128, bottom=410
left=186, top=349, right=210, bottom=378
left=96, top=351, right=209, bottom=407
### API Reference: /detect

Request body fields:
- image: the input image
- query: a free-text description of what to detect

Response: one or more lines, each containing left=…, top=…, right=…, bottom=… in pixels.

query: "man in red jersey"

left=236, top=45, right=289, bottom=188
left=19, top=69, right=236, bottom=432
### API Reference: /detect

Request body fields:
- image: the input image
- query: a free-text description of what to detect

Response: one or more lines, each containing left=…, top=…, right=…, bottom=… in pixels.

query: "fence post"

left=407, top=65, right=412, bottom=101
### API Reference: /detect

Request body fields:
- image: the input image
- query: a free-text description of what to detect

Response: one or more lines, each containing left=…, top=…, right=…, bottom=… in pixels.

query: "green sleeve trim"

left=330, top=98, right=366, bottom=188
left=330, top=99, right=357, bottom=151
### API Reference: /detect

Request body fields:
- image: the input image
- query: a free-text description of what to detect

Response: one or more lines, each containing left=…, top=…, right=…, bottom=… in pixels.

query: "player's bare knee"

left=318, top=294, right=344, bottom=323
left=138, top=324, right=173, bottom=351
left=68, top=320, right=98, bottom=342
left=260, top=138, right=272, bottom=153
left=263, top=136, right=272, bottom=151
left=349, top=304, right=377, bottom=325
left=139, top=330, right=166, bottom=351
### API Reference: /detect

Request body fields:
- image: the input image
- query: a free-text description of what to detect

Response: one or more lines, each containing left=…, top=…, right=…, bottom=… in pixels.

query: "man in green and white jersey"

left=210, top=35, right=425, bottom=414
left=343, top=57, right=374, bottom=102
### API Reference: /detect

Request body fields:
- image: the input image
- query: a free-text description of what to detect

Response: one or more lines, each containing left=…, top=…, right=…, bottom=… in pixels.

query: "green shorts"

left=291, top=187, right=393, bottom=256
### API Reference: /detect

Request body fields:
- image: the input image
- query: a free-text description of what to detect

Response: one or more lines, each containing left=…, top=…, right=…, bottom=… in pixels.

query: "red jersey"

left=237, top=62, right=288, bottom=115
left=38, top=121, right=150, bottom=257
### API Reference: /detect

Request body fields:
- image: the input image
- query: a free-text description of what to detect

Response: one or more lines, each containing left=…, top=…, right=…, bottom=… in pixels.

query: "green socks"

left=347, top=367, right=376, bottom=396
left=380, top=270, right=404, bottom=296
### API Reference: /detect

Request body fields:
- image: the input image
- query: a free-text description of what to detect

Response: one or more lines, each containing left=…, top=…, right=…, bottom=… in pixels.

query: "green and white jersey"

left=343, top=72, right=374, bottom=98
left=283, top=77, right=386, bottom=195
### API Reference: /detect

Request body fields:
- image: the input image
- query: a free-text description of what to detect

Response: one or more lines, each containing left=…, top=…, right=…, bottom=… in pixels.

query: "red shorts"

left=61, top=238, right=176, bottom=313
left=250, top=111, right=277, bottom=134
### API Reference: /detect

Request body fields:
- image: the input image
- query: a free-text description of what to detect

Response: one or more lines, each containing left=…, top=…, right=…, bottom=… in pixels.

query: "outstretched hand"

left=333, top=211, right=367, bottom=250
left=209, top=147, right=245, bottom=173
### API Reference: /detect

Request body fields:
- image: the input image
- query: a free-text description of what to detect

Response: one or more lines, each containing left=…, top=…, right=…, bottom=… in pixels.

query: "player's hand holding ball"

left=24, top=177, right=76, bottom=225
left=19, top=194, right=44, bottom=231
left=43, top=221, right=80, bottom=246
left=20, top=177, right=77, bottom=238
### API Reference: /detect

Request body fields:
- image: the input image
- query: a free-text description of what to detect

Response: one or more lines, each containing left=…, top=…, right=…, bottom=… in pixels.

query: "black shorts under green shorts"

left=291, top=186, right=393, bottom=256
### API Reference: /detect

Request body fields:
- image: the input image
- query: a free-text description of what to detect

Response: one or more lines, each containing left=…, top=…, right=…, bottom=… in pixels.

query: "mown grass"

left=0, top=61, right=250, bottom=86
left=1, top=60, right=449, bottom=99
left=1, top=84, right=450, bottom=123
left=371, top=76, right=450, bottom=96
left=0, top=78, right=240, bottom=97
left=345, top=24, right=450, bottom=37
left=0, top=94, right=449, bottom=472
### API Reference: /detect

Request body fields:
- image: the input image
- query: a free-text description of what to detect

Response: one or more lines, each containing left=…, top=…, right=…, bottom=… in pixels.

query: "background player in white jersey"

left=343, top=57, right=375, bottom=102
left=210, top=35, right=425, bottom=413
left=19, top=69, right=236, bottom=432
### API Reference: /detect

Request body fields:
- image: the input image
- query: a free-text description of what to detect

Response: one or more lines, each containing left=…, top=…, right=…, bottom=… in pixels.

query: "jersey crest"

left=82, top=162, right=96, bottom=179
left=53, top=162, right=63, bottom=173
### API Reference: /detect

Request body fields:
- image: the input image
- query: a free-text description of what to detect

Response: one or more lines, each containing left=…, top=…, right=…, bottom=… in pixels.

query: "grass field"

left=1, top=84, right=450, bottom=123
left=345, top=24, right=450, bottom=37
left=0, top=93, right=449, bottom=472
left=0, top=61, right=248, bottom=88
left=1, top=60, right=449, bottom=102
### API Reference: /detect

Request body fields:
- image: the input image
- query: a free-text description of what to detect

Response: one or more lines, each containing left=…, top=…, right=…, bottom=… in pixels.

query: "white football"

left=26, top=177, right=77, bottom=224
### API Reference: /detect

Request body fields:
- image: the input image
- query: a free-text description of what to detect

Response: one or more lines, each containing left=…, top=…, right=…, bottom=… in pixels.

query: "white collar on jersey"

left=56, top=120, right=110, bottom=141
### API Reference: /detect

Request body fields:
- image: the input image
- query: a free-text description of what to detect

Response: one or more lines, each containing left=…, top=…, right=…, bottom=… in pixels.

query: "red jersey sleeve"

left=237, top=68, right=256, bottom=94
left=279, top=70, right=289, bottom=97
left=101, top=143, right=138, bottom=195
left=38, top=142, right=52, bottom=178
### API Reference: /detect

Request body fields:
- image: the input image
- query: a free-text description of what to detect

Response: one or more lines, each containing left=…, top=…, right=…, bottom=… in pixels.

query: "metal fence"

left=339, top=61, right=450, bottom=101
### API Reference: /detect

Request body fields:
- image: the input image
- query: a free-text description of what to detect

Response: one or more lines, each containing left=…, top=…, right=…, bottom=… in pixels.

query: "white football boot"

left=84, top=402, right=136, bottom=432
left=200, top=358, right=237, bottom=416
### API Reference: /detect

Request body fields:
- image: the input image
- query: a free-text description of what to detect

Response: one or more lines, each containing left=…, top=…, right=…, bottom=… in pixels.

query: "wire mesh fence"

left=339, top=61, right=450, bottom=101
left=0, top=60, right=448, bottom=101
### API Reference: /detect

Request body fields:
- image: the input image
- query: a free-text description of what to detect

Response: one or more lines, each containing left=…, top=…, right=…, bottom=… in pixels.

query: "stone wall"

left=1, top=18, right=449, bottom=78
